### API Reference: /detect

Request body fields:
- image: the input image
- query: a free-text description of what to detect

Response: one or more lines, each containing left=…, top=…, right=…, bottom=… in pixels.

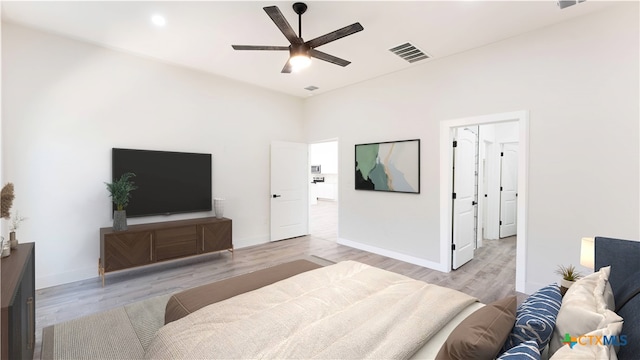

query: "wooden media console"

left=99, top=216, right=232, bottom=286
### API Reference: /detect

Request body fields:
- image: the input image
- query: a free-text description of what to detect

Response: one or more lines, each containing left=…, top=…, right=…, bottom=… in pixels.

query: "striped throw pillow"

left=502, top=283, right=562, bottom=353
left=498, top=340, right=540, bottom=360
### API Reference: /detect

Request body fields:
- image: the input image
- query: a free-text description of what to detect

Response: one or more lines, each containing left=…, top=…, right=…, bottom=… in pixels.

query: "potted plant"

left=105, top=173, right=137, bottom=231
left=9, top=211, right=27, bottom=249
left=556, top=264, right=583, bottom=296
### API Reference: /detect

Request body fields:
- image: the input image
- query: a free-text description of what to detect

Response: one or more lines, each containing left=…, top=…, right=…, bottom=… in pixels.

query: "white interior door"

left=452, top=128, right=476, bottom=269
left=270, top=141, right=309, bottom=241
left=499, top=143, right=518, bottom=238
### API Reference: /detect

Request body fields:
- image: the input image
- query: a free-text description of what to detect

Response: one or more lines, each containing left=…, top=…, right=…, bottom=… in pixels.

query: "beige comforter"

left=145, top=260, right=477, bottom=359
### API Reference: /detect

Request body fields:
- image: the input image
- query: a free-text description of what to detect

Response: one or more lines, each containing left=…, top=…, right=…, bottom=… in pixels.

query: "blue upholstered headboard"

left=594, top=236, right=640, bottom=360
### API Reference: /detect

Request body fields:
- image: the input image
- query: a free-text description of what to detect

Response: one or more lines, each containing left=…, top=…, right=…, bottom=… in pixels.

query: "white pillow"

left=549, top=322, right=623, bottom=360
left=593, top=267, right=616, bottom=311
left=548, top=266, right=621, bottom=355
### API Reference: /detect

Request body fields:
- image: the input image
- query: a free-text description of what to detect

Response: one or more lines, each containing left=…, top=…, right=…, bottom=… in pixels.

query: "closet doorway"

left=441, top=111, right=528, bottom=292
left=451, top=122, right=519, bottom=268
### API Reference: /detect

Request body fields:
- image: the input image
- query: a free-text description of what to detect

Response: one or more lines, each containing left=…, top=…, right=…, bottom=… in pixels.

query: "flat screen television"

left=112, top=148, right=212, bottom=217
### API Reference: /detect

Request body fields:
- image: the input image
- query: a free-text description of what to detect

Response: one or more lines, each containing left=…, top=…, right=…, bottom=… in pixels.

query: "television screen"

left=112, top=148, right=212, bottom=217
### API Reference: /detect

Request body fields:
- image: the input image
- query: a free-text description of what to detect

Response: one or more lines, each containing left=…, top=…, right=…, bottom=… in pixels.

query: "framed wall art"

left=355, top=139, right=420, bottom=193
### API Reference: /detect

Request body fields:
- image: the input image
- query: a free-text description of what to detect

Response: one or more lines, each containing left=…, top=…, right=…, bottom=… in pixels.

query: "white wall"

left=1, top=22, right=304, bottom=288
left=310, top=141, right=338, bottom=174
left=304, top=4, right=639, bottom=293
left=494, top=122, right=519, bottom=144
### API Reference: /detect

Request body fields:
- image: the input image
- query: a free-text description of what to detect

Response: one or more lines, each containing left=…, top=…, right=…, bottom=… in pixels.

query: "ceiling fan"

left=231, top=2, right=363, bottom=73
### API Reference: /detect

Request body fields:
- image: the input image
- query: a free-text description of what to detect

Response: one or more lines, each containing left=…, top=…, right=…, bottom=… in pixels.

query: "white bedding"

left=145, top=260, right=478, bottom=359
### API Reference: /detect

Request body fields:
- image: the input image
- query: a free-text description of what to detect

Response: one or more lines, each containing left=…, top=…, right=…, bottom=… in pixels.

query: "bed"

left=143, top=236, right=640, bottom=360
left=593, top=236, right=640, bottom=360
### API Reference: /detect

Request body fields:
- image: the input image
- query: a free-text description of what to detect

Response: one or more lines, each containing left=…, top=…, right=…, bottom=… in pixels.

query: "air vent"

left=557, top=0, right=586, bottom=9
left=304, top=85, right=319, bottom=91
left=389, top=43, right=429, bottom=63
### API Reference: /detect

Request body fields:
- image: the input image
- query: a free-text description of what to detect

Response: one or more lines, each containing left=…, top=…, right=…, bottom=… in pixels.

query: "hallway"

left=309, top=199, right=337, bottom=241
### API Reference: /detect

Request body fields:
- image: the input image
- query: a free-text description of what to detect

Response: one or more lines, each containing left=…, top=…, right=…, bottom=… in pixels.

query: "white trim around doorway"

left=439, top=110, right=529, bottom=293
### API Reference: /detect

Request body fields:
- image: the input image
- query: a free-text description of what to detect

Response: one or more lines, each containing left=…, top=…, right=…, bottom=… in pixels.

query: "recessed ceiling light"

left=151, top=14, right=166, bottom=27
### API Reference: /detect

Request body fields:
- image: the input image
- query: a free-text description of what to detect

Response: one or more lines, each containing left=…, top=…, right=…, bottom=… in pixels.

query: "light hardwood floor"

left=33, top=206, right=522, bottom=359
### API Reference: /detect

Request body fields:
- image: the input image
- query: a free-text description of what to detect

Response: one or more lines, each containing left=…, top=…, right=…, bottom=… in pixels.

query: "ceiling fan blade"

left=281, top=60, right=293, bottom=74
left=263, top=6, right=303, bottom=45
left=309, top=49, right=351, bottom=67
left=305, top=23, right=363, bottom=49
left=232, top=45, right=290, bottom=51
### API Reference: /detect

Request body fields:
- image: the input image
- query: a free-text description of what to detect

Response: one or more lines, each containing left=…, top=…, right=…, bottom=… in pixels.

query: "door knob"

left=272, top=194, right=281, bottom=198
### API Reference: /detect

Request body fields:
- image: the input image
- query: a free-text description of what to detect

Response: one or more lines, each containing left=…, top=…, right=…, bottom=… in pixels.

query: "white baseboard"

left=233, top=235, right=270, bottom=249
left=337, top=237, right=448, bottom=272
left=37, top=266, right=97, bottom=290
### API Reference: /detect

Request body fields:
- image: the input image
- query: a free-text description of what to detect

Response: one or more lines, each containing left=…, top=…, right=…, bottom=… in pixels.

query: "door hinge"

left=501, top=152, right=504, bottom=156
left=452, top=192, right=457, bottom=199
left=500, top=220, right=503, bottom=225
left=500, top=186, right=503, bottom=191
left=452, top=244, right=456, bottom=250
left=453, top=140, right=457, bottom=148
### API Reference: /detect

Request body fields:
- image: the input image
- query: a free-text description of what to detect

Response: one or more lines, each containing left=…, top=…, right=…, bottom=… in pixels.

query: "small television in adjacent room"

left=112, top=148, right=212, bottom=217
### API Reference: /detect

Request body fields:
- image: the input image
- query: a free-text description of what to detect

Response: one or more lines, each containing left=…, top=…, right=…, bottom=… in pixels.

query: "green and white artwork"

left=355, top=139, right=420, bottom=193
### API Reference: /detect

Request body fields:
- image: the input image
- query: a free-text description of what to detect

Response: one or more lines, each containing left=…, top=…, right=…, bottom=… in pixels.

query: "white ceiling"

left=1, top=1, right=618, bottom=98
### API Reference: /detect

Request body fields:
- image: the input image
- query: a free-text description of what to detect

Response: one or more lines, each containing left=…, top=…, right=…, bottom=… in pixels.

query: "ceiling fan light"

left=290, top=54, right=311, bottom=70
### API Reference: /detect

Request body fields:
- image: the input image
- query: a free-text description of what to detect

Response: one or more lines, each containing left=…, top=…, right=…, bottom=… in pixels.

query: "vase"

left=113, top=210, right=128, bottom=231
left=9, top=231, right=18, bottom=249
left=214, top=198, right=225, bottom=219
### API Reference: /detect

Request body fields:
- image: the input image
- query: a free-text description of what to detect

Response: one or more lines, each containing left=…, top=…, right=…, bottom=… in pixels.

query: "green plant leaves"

left=105, top=172, right=137, bottom=210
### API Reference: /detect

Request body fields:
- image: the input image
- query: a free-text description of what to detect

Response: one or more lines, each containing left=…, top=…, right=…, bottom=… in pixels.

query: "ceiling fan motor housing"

left=290, top=43, right=310, bottom=57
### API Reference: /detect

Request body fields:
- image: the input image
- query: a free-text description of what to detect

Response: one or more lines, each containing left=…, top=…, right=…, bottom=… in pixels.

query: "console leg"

left=98, top=258, right=105, bottom=287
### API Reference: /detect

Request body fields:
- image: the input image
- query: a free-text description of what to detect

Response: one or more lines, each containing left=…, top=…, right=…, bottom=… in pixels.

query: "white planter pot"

left=560, top=278, right=576, bottom=289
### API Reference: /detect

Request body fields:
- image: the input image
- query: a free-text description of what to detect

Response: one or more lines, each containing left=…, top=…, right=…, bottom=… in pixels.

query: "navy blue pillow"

left=501, top=284, right=562, bottom=353
left=497, top=340, right=540, bottom=360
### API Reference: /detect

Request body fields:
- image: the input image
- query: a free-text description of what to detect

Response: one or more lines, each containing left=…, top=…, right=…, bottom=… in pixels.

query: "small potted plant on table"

left=10, top=211, right=28, bottom=249
left=556, top=264, right=583, bottom=296
left=105, top=173, right=137, bottom=231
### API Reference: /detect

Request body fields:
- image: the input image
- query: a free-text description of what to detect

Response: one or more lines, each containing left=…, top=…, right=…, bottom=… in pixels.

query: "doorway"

left=451, top=123, right=519, bottom=268
left=440, top=111, right=528, bottom=292
left=309, top=140, right=339, bottom=241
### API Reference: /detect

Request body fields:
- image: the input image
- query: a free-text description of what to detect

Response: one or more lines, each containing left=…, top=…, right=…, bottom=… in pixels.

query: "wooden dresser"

left=1, top=243, right=35, bottom=360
